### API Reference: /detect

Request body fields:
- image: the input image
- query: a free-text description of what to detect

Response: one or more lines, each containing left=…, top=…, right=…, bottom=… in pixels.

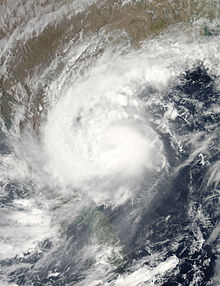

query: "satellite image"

left=0, top=0, right=219, bottom=285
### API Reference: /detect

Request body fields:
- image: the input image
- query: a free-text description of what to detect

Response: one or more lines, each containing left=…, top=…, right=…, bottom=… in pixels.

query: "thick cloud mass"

left=0, top=1, right=220, bottom=285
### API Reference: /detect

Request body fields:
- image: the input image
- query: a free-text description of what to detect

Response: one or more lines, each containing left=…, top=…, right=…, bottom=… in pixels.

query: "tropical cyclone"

left=0, top=1, right=220, bottom=285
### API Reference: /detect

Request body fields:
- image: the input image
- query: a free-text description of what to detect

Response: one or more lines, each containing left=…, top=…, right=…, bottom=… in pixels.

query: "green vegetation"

left=73, top=207, right=125, bottom=270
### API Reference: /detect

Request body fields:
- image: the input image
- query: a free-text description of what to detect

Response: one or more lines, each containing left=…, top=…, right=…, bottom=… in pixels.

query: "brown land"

left=0, top=0, right=219, bottom=130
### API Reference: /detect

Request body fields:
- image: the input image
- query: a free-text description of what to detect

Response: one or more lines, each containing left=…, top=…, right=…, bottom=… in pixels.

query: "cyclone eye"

left=99, top=120, right=163, bottom=177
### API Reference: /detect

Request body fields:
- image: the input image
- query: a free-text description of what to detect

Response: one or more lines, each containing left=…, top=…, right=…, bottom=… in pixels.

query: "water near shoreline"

left=0, top=1, right=220, bottom=285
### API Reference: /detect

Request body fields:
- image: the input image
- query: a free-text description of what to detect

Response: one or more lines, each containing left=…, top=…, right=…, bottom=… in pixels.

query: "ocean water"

left=0, top=1, right=220, bottom=285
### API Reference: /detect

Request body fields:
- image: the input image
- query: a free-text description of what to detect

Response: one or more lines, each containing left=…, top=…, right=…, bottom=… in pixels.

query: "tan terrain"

left=0, top=0, right=219, bottom=130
